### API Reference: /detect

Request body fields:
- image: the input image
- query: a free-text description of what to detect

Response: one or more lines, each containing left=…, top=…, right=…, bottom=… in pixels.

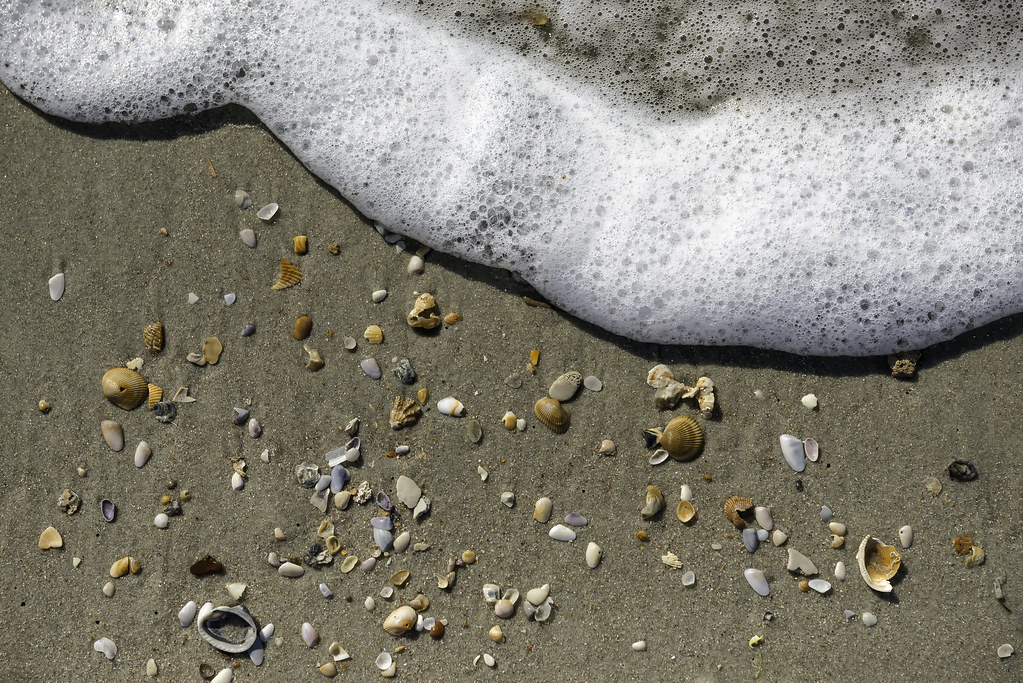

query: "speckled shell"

left=102, top=368, right=147, bottom=410
left=658, top=415, right=704, bottom=461
left=534, top=397, right=569, bottom=434
left=382, top=605, right=416, bottom=635
left=855, top=535, right=901, bottom=593
left=724, top=496, right=754, bottom=529
left=271, top=258, right=303, bottom=290
left=147, top=383, right=163, bottom=410
left=143, top=322, right=163, bottom=354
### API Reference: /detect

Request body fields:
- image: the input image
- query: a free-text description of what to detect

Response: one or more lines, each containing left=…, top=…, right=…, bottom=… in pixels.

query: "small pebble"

left=372, top=289, right=388, bottom=303
left=632, top=641, right=647, bottom=652
left=102, top=581, right=115, bottom=597
left=681, top=571, right=696, bottom=587
left=187, top=292, right=199, bottom=304
left=239, top=229, right=257, bottom=248
left=835, top=561, right=847, bottom=581
left=241, top=324, right=256, bottom=337
left=998, top=644, right=1014, bottom=659
left=407, top=254, right=424, bottom=274
left=153, top=513, right=169, bottom=529
left=820, top=506, right=833, bottom=523
left=93, top=637, right=117, bottom=660
left=861, top=612, right=878, bottom=627
left=48, top=273, right=65, bottom=301
left=899, top=525, right=914, bottom=549
left=224, top=292, right=236, bottom=305
left=801, top=393, right=818, bottom=409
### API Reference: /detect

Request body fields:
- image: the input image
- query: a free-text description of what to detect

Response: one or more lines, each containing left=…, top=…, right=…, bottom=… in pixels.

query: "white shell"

left=681, top=571, right=696, bottom=586
left=372, top=289, right=388, bottom=303
left=234, top=189, right=252, bottom=208
left=375, top=652, right=393, bottom=670
left=525, top=584, right=550, bottom=606
left=834, top=561, right=847, bottom=581
left=801, top=393, right=818, bottom=409
left=437, top=396, right=465, bottom=416
left=803, top=437, right=819, bottom=461
left=256, top=202, right=278, bottom=220
left=808, top=579, right=831, bottom=594
left=679, top=484, right=693, bottom=501
left=93, top=637, right=117, bottom=660
left=396, top=475, right=421, bottom=508
left=278, top=562, right=304, bottom=578
left=153, top=513, right=169, bottom=529
left=301, top=622, right=318, bottom=647
left=231, top=472, right=245, bottom=490
left=48, top=273, right=65, bottom=301
left=482, top=583, right=501, bottom=604
left=226, top=583, right=246, bottom=600
left=632, top=640, right=647, bottom=652
left=744, top=568, right=770, bottom=596
left=648, top=448, right=669, bottom=465
left=997, top=644, right=1014, bottom=658
left=861, top=612, right=878, bottom=627
left=101, top=420, right=124, bottom=452
left=548, top=524, right=576, bottom=542
left=393, top=531, right=411, bottom=553
left=196, top=602, right=214, bottom=626
left=828, top=521, right=847, bottom=536
left=899, top=525, right=914, bottom=548
left=134, top=441, right=151, bottom=468
left=585, top=542, right=602, bottom=568
left=210, top=669, right=234, bottom=683
left=779, top=434, right=805, bottom=472
left=533, top=497, right=553, bottom=523
left=754, top=505, right=773, bottom=530
left=771, top=529, right=788, bottom=546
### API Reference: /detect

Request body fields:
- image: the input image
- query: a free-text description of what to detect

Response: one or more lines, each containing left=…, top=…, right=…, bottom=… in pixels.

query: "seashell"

left=861, top=612, right=878, bottom=627
left=102, top=368, right=147, bottom=410
left=779, top=434, right=806, bottom=472
left=754, top=505, right=773, bottom=530
left=203, top=337, right=223, bottom=364
left=241, top=323, right=256, bottom=337
left=657, top=415, right=704, bottom=461
left=293, top=235, right=308, bottom=254
left=835, top=561, right=847, bottom=581
left=646, top=364, right=675, bottom=388
left=93, top=637, right=117, bottom=660
left=383, top=605, right=416, bottom=635
left=648, top=449, right=670, bottom=466
left=197, top=605, right=258, bottom=653
left=786, top=548, right=818, bottom=575
left=186, top=352, right=206, bottom=366
left=724, top=496, right=754, bottom=528
left=654, top=380, right=690, bottom=409
left=676, top=499, right=696, bottom=523
left=147, top=383, right=163, bottom=410
left=101, top=498, right=116, bottom=522
left=641, top=485, right=665, bottom=520
left=38, top=526, right=62, bottom=549
left=466, top=417, right=484, bottom=444
left=489, top=625, right=505, bottom=643
left=533, top=497, right=553, bottom=523
left=548, top=524, right=576, bottom=541
left=583, top=375, right=603, bottom=391
left=494, top=599, right=515, bottom=619
left=661, top=551, right=683, bottom=569
left=48, top=272, right=65, bottom=301
left=235, top=189, right=252, bottom=209
left=154, top=513, right=169, bottom=528
left=257, top=202, right=278, bottom=220
left=153, top=401, right=177, bottom=423
left=808, top=579, right=831, bottom=594
left=830, top=534, right=845, bottom=548
left=143, top=322, right=164, bottom=354
left=393, top=531, right=411, bottom=553
left=525, top=584, right=551, bottom=606
left=178, top=600, right=197, bottom=627
left=301, top=622, right=318, bottom=647
left=436, top=396, right=465, bottom=417
left=376, top=490, right=393, bottom=511
left=801, top=393, right=818, bottom=409
left=744, top=568, right=770, bottom=596
left=430, top=621, right=445, bottom=639
left=948, top=459, right=978, bottom=481
left=360, top=358, right=381, bottom=379
left=548, top=370, right=582, bottom=402
left=374, top=528, right=394, bottom=551
left=742, top=528, right=759, bottom=553
left=417, top=387, right=429, bottom=404
left=319, top=662, right=337, bottom=678
left=390, top=569, right=410, bottom=587
left=239, top=228, right=257, bottom=248
left=407, top=292, right=441, bottom=329
left=413, top=496, right=431, bottom=520
left=57, top=489, right=81, bottom=515
left=899, top=525, right=914, bottom=548
left=247, top=417, right=261, bottom=438
left=271, top=258, right=302, bottom=290
left=393, top=358, right=417, bottom=385
left=693, top=376, right=715, bottom=418
left=304, top=345, right=324, bottom=371
left=502, top=411, right=517, bottom=430
left=134, top=441, right=151, bottom=467
left=953, top=535, right=974, bottom=554
left=278, top=561, right=304, bottom=577
left=292, top=315, right=312, bottom=340
left=965, top=544, right=985, bottom=569
left=329, top=642, right=350, bottom=661
left=924, top=476, right=942, bottom=496
left=534, top=397, right=569, bottom=433
left=997, top=644, right=1014, bottom=659
left=856, top=535, right=901, bottom=592
left=364, top=325, right=384, bottom=344
left=820, top=505, right=834, bottom=523
left=803, top=437, right=819, bottom=462
left=682, top=570, right=696, bottom=587
left=598, top=439, right=616, bottom=456
left=564, top=512, right=588, bottom=527
left=828, top=521, right=847, bottom=536
left=388, top=395, right=422, bottom=430
left=444, top=311, right=462, bottom=324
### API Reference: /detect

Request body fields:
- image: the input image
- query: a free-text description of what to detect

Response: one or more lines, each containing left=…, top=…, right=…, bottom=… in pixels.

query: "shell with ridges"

left=534, top=397, right=569, bottom=433
left=855, top=535, right=901, bottom=593
left=143, top=322, right=163, bottom=354
left=102, top=368, right=148, bottom=410
left=147, top=383, right=163, bottom=410
left=271, top=258, right=303, bottom=290
left=724, top=496, right=754, bottom=528
left=658, top=415, right=704, bottom=461
left=364, top=325, right=384, bottom=344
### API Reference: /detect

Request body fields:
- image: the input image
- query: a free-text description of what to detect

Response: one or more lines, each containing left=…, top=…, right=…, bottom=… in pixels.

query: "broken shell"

left=856, top=535, right=901, bottom=593
left=657, top=415, right=704, bottom=461
left=257, top=202, right=278, bottom=220
left=197, top=605, right=258, bottom=653
left=830, top=534, right=846, bottom=549
left=203, top=337, right=223, bottom=364
left=646, top=364, right=675, bottom=388
left=102, top=368, right=147, bottom=410
left=383, top=605, right=416, bottom=635
left=779, top=434, right=806, bottom=472
left=489, top=625, right=505, bottom=643
left=271, top=258, right=302, bottom=289
left=724, top=496, right=754, bottom=528
left=304, top=345, right=324, bottom=371
left=534, top=497, right=553, bottom=523
left=389, top=395, right=422, bottom=430
left=38, top=526, right=62, bottom=549
left=675, top=500, right=696, bottom=523
left=437, top=396, right=465, bottom=416
left=143, top=322, right=164, bottom=354
left=953, top=535, right=974, bottom=554
left=695, top=376, right=715, bottom=418
left=966, top=544, right=986, bottom=569
left=147, top=383, right=163, bottom=410
left=364, top=325, right=384, bottom=344
left=301, top=622, right=318, bottom=647
left=534, top=397, right=569, bottom=434
left=407, top=293, right=441, bottom=329
left=548, top=371, right=582, bottom=402
left=293, top=235, right=308, bottom=254
left=641, top=485, right=665, bottom=520
left=292, top=315, right=312, bottom=340
left=924, top=477, right=942, bottom=496
left=598, top=439, right=616, bottom=456
left=998, top=644, right=1015, bottom=659
left=948, top=459, right=978, bottom=481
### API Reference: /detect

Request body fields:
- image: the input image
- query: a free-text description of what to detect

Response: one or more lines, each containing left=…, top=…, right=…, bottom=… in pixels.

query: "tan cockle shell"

left=382, top=605, right=416, bottom=635
left=534, top=397, right=569, bottom=433
left=143, top=322, right=163, bottom=354
left=102, top=368, right=148, bottom=410
left=271, top=258, right=303, bottom=290
left=724, top=496, right=754, bottom=528
left=658, top=415, right=704, bottom=461
left=147, top=383, right=163, bottom=410
left=364, top=325, right=384, bottom=344
left=856, top=535, right=901, bottom=592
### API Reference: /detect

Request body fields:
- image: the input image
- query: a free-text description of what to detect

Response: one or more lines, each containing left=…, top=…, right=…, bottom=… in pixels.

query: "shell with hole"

left=382, top=605, right=416, bottom=635
left=534, top=397, right=569, bottom=433
left=649, top=415, right=704, bottom=461
left=724, top=496, right=754, bottom=528
left=856, top=535, right=901, bottom=593
left=102, top=368, right=148, bottom=410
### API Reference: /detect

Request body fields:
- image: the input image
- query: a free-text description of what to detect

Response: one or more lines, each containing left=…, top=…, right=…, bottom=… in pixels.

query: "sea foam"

left=2, top=0, right=1021, bottom=355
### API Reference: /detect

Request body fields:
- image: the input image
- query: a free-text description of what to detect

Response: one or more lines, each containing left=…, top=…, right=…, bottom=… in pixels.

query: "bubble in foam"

left=2, top=0, right=1022, bottom=355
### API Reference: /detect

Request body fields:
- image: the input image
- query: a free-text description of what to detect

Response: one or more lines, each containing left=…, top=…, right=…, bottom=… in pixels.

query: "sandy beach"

left=1, top=82, right=1021, bottom=681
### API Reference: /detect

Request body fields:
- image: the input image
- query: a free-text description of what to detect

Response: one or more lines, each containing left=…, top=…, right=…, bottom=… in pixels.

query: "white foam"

left=3, top=0, right=1021, bottom=355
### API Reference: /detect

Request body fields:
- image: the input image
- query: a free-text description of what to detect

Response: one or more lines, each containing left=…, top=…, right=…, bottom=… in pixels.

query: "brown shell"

left=147, top=383, right=163, bottom=410
left=658, top=415, right=704, bottom=461
left=143, top=322, right=163, bottom=354
left=390, top=396, right=422, bottom=430
left=724, top=496, right=754, bottom=528
left=534, top=397, right=569, bottom=434
left=271, top=258, right=303, bottom=290
left=202, top=337, right=223, bottom=364
left=293, top=315, right=312, bottom=340
left=102, top=368, right=148, bottom=410
left=953, top=535, right=974, bottom=554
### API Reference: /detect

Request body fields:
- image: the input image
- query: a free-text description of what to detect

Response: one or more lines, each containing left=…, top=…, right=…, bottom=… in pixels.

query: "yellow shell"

left=389, top=569, right=410, bottom=587
left=534, top=397, right=569, bottom=433
left=407, top=293, right=441, bottom=329
left=856, top=535, right=901, bottom=592
left=658, top=415, right=704, bottom=461
left=102, top=368, right=148, bottom=410
left=364, top=325, right=384, bottom=344
left=143, top=322, right=163, bottom=354
left=382, top=605, right=416, bottom=635
left=271, top=258, right=303, bottom=290
left=38, top=526, right=62, bottom=549
left=293, top=235, right=308, bottom=254
left=676, top=499, right=696, bottom=523
left=417, top=387, right=429, bottom=405
left=389, top=396, right=421, bottom=430
left=202, top=337, right=223, bottom=364
left=147, top=383, right=163, bottom=410
left=724, top=496, right=754, bottom=528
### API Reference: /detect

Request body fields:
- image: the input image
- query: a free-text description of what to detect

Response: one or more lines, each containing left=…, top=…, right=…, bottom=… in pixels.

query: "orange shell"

left=272, top=258, right=303, bottom=290
left=724, top=496, right=754, bottom=528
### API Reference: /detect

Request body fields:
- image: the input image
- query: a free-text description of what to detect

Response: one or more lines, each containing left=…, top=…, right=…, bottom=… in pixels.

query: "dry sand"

left=1, top=82, right=1021, bottom=681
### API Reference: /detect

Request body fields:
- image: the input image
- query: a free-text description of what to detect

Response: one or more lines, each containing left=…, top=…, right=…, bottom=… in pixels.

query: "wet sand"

left=1, top=82, right=1021, bottom=681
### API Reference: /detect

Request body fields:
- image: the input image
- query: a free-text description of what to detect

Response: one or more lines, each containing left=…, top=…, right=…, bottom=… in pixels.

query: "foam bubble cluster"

left=3, top=0, right=1021, bottom=355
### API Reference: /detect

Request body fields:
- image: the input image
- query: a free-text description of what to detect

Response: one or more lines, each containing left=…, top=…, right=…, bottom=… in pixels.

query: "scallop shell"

left=389, top=395, right=422, bottom=430
left=382, top=605, right=416, bottom=635
left=407, top=293, right=441, bottom=329
left=676, top=499, right=696, bottom=523
left=147, top=383, right=163, bottom=410
left=364, top=325, right=384, bottom=344
left=143, top=322, right=163, bottom=354
left=271, top=258, right=303, bottom=290
left=102, top=368, right=148, bottom=410
left=724, top=496, right=754, bottom=528
left=855, top=535, right=901, bottom=593
left=534, top=397, right=569, bottom=434
left=657, top=415, right=704, bottom=461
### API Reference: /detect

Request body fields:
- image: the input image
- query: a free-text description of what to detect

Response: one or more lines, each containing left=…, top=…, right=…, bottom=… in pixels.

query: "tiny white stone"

left=437, top=396, right=465, bottom=416
left=267, top=551, right=280, bottom=567
left=178, top=600, right=197, bottom=627
left=134, top=441, right=151, bottom=468
left=834, top=561, right=847, bottom=581
left=516, top=418, right=526, bottom=431
left=256, top=202, right=278, bottom=220
left=278, top=561, right=304, bottom=577
left=808, top=579, right=831, bottom=594
left=372, top=289, right=388, bottom=303
left=899, top=525, right=914, bottom=548
left=48, top=273, right=65, bottom=301
left=548, top=524, right=576, bottom=542
left=146, top=658, right=158, bottom=677
left=407, top=254, right=425, bottom=274
left=632, top=640, right=647, bottom=652
left=861, top=612, right=878, bottom=627
left=231, top=472, right=245, bottom=490
left=260, top=448, right=270, bottom=463
left=365, top=596, right=376, bottom=611
left=501, top=491, right=516, bottom=508
left=72, top=556, right=82, bottom=568
left=585, top=541, right=602, bottom=568
left=93, top=637, right=117, bottom=660
left=153, top=513, right=169, bottom=529
left=753, top=389, right=765, bottom=399
left=187, top=292, right=199, bottom=304
left=681, top=571, right=696, bottom=587
left=224, top=292, right=236, bottom=305
left=997, top=644, right=1014, bottom=658
left=239, top=228, right=257, bottom=248
left=801, top=393, right=818, bottom=409
left=483, top=653, right=496, bottom=667
left=102, top=581, right=115, bottom=597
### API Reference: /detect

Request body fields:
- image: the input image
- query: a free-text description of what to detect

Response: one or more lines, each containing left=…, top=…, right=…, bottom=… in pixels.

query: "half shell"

left=143, top=322, right=163, bottom=354
left=676, top=499, right=696, bottom=523
left=389, top=396, right=421, bottom=430
left=147, top=383, right=163, bottom=410
left=856, top=535, right=901, bottom=593
left=271, top=258, right=303, bottom=290
left=534, top=397, right=569, bottom=434
left=196, top=605, right=258, bottom=653
left=657, top=415, right=704, bottom=461
left=102, top=368, right=147, bottom=410
left=724, top=496, right=754, bottom=528
left=382, top=605, right=416, bottom=635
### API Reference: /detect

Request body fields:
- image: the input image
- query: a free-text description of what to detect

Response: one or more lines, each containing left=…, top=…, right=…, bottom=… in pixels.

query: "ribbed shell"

left=143, top=322, right=163, bottom=354
left=724, top=496, right=754, bottom=528
left=534, top=397, right=569, bottom=433
left=658, top=415, right=704, bottom=461
left=102, top=368, right=147, bottom=410
left=271, top=258, right=303, bottom=290
left=147, top=383, right=163, bottom=410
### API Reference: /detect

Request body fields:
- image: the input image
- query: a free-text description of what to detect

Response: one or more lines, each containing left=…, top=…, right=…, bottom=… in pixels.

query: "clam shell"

left=658, top=415, right=704, bottom=461
left=675, top=499, right=696, bottom=523
left=724, top=496, right=754, bottom=528
left=389, top=569, right=410, bottom=587
left=548, top=370, right=582, bottom=402
left=143, top=322, right=163, bottom=354
left=585, top=542, right=601, bottom=568
left=533, top=497, right=553, bottom=523
left=202, top=337, right=223, bottom=364
left=271, top=258, right=303, bottom=290
left=100, top=499, right=116, bottom=522
left=382, top=605, right=416, bottom=635
left=856, top=535, right=901, bottom=592
left=292, top=315, right=312, bottom=340
left=534, top=397, right=569, bottom=433
left=102, top=368, right=147, bottom=410
left=364, top=325, right=384, bottom=344
left=779, top=434, right=806, bottom=472
left=197, top=605, right=258, bottom=653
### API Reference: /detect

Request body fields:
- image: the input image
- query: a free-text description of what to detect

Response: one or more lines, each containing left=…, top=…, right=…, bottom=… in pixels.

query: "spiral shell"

left=143, top=322, right=163, bottom=354
left=102, top=368, right=148, bottom=410
left=271, top=258, right=303, bottom=290
left=724, top=496, right=754, bottom=528
left=534, top=397, right=569, bottom=434
left=658, top=415, right=704, bottom=461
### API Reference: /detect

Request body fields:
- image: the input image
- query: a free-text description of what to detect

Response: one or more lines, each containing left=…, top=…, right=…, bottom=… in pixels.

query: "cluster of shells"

left=646, top=364, right=715, bottom=417
left=533, top=370, right=584, bottom=433
left=643, top=415, right=705, bottom=463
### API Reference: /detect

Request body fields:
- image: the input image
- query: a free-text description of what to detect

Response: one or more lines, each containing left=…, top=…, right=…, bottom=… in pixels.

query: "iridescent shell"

left=856, top=535, right=901, bottom=592
left=271, top=258, right=303, bottom=290
left=143, top=322, right=163, bottom=354
left=658, top=415, right=704, bottom=461
left=724, top=496, right=754, bottom=528
left=534, top=397, right=569, bottom=433
left=102, top=368, right=147, bottom=410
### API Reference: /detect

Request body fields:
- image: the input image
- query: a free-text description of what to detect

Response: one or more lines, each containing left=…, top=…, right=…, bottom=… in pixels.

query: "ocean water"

left=2, top=0, right=1021, bottom=355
